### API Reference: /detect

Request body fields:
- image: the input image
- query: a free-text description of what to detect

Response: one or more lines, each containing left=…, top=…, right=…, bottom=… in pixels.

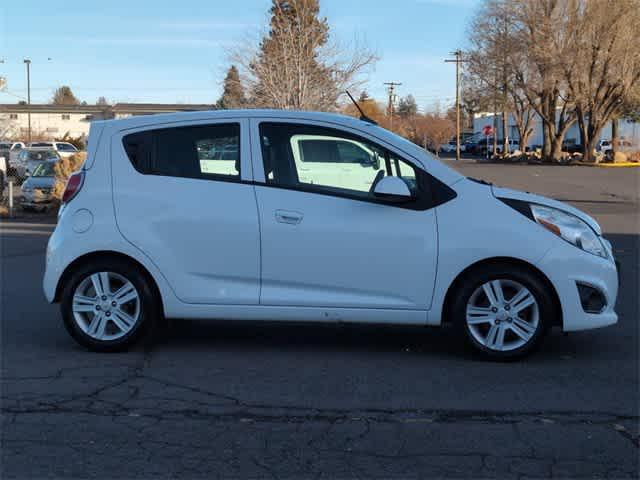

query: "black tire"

left=60, top=257, right=160, bottom=352
left=451, top=263, right=554, bottom=361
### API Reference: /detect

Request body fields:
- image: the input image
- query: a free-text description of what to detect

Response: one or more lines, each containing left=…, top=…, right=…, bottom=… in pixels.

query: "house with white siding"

left=0, top=103, right=214, bottom=142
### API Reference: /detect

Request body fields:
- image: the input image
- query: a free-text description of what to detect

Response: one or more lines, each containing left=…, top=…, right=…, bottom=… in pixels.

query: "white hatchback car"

left=44, top=110, right=619, bottom=359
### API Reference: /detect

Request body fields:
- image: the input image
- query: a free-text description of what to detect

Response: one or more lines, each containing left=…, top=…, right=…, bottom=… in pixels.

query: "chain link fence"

left=1, top=153, right=56, bottom=215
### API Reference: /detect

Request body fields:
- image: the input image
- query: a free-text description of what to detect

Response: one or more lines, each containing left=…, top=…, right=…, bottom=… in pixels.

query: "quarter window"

left=122, top=123, right=240, bottom=181
left=259, top=123, right=420, bottom=200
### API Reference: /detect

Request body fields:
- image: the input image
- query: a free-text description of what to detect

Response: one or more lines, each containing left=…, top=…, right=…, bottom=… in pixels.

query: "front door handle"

left=275, top=210, right=303, bottom=225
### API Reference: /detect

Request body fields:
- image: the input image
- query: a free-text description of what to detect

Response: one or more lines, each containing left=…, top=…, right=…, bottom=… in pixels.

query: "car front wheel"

left=452, top=264, right=554, bottom=360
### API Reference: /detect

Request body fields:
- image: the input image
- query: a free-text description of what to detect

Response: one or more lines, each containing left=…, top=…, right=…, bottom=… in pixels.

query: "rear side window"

left=122, top=123, right=240, bottom=181
left=56, top=143, right=78, bottom=152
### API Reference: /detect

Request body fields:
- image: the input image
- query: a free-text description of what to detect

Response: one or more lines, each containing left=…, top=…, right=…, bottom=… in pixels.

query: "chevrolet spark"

left=44, top=110, right=619, bottom=359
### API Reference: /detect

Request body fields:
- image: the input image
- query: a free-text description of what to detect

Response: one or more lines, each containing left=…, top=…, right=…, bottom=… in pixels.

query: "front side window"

left=260, top=123, right=420, bottom=201
left=123, top=123, right=240, bottom=181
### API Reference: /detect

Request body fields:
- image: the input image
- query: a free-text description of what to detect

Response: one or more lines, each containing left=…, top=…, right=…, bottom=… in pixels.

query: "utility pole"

left=384, top=82, right=402, bottom=131
left=23, top=59, right=32, bottom=143
left=445, top=50, right=465, bottom=161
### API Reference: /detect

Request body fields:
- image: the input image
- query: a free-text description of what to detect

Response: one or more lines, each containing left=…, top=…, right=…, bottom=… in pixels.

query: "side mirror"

left=372, top=176, right=413, bottom=201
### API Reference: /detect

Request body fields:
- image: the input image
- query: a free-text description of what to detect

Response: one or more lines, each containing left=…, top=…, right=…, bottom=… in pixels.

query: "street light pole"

left=445, top=50, right=466, bottom=161
left=24, top=59, right=32, bottom=143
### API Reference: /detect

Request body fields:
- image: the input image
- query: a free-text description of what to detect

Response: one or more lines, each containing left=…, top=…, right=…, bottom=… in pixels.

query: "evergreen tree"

left=252, top=0, right=333, bottom=109
left=397, top=94, right=418, bottom=118
left=217, top=65, right=246, bottom=109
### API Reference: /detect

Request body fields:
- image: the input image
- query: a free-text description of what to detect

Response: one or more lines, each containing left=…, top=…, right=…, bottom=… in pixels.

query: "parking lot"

left=1, top=162, right=638, bottom=478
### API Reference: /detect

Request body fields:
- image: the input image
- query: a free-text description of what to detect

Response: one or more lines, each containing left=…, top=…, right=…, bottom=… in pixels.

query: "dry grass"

left=626, top=151, right=640, bottom=163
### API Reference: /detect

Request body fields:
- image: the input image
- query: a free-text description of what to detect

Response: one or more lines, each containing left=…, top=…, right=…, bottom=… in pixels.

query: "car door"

left=112, top=118, right=261, bottom=305
left=250, top=119, right=438, bottom=312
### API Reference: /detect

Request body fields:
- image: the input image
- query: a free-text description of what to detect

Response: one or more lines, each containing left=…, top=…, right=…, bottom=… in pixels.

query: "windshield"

left=32, top=161, right=56, bottom=177
left=26, top=150, right=58, bottom=161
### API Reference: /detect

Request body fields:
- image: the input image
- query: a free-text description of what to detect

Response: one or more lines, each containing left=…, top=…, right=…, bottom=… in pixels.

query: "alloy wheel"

left=465, top=279, right=540, bottom=352
left=72, top=272, right=141, bottom=341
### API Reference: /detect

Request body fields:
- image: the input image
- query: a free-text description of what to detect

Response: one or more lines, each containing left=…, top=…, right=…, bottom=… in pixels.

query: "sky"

left=0, top=0, right=480, bottom=111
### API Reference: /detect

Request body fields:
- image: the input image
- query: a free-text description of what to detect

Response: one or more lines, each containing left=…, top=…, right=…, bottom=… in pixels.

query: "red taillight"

left=62, top=171, right=85, bottom=204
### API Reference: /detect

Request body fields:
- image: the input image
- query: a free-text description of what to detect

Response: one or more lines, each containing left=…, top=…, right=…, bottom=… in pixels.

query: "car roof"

left=97, top=109, right=370, bottom=131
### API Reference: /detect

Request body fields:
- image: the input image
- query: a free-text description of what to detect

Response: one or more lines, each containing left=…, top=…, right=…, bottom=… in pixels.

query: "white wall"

left=473, top=112, right=639, bottom=149
left=3, top=112, right=93, bottom=139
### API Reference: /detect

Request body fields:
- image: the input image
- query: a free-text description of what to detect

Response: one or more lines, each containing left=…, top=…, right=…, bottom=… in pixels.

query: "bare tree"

left=467, top=0, right=517, bottom=153
left=401, top=113, right=455, bottom=153
left=52, top=86, right=80, bottom=105
left=231, top=0, right=376, bottom=111
left=562, top=0, right=640, bottom=161
left=468, top=0, right=580, bottom=161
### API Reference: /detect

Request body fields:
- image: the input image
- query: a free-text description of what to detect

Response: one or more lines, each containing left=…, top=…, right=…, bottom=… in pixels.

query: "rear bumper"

left=538, top=239, right=618, bottom=331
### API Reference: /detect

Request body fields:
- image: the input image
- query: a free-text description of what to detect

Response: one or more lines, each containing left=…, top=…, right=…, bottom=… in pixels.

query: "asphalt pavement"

left=1, top=163, right=638, bottom=479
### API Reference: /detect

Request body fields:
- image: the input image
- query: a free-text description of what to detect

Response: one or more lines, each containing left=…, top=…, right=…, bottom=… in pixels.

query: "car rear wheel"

left=60, top=258, right=158, bottom=352
left=452, top=264, right=553, bottom=360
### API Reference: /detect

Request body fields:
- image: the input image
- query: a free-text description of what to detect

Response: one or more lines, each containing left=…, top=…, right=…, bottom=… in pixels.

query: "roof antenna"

left=345, top=91, right=378, bottom=125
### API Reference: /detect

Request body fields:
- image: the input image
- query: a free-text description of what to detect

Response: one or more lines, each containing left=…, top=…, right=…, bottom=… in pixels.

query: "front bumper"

left=537, top=237, right=618, bottom=331
left=20, top=190, right=53, bottom=208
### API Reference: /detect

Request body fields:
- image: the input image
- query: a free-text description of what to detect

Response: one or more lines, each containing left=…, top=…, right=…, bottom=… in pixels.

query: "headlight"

left=530, top=204, right=608, bottom=258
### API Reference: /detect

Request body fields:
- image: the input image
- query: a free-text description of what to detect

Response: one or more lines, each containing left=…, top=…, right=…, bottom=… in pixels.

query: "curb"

left=576, top=162, right=640, bottom=168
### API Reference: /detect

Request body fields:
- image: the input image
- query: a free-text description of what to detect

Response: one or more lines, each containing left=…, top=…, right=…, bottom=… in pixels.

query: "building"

left=472, top=111, right=639, bottom=149
left=0, top=103, right=214, bottom=141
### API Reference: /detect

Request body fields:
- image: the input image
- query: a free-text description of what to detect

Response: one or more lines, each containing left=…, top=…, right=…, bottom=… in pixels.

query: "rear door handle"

left=275, top=210, right=303, bottom=225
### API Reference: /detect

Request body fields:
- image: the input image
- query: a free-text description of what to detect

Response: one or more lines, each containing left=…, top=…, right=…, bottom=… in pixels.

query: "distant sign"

left=482, top=125, right=493, bottom=136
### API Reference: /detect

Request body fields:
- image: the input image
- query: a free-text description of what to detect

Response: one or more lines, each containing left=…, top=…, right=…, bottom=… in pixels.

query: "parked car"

left=0, top=141, right=26, bottom=175
left=439, top=141, right=467, bottom=154
left=44, top=110, right=619, bottom=360
left=598, top=139, right=633, bottom=153
left=15, top=148, right=61, bottom=180
left=562, top=141, right=583, bottom=154
left=28, top=141, right=80, bottom=158
left=20, top=160, right=58, bottom=211
left=0, top=153, right=6, bottom=196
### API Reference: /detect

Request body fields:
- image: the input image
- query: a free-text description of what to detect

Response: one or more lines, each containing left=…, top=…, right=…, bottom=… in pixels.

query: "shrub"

left=54, top=132, right=86, bottom=150
left=52, top=152, right=87, bottom=202
left=627, top=151, right=640, bottom=163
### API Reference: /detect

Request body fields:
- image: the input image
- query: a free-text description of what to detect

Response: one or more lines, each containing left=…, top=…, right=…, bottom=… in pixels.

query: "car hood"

left=23, top=176, right=55, bottom=189
left=491, top=185, right=602, bottom=235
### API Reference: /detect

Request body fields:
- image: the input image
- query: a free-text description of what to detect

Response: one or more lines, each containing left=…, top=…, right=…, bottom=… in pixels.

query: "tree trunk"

left=502, top=110, right=509, bottom=154
left=542, top=123, right=552, bottom=161
left=611, top=117, right=619, bottom=156
left=520, top=130, right=532, bottom=153
left=551, top=136, right=565, bottom=162
left=585, top=136, right=599, bottom=164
